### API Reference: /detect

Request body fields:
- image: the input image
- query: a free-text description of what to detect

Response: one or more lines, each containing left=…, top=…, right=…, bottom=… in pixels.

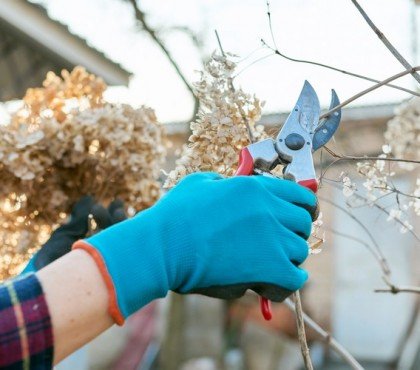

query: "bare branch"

left=319, top=195, right=391, bottom=276
left=262, top=1, right=420, bottom=97
left=260, top=39, right=419, bottom=97
left=293, top=292, right=314, bottom=370
left=127, top=0, right=199, bottom=120
left=323, top=180, right=420, bottom=242
left=320, top=66, right=420, bottom=119
left=373, top=185, right=420, bottom=199
left=233, top=52, right=275, bottom=78
left=350, top=0, right=420, bottom=84
left=375, top=276, right=420, bottom=294
left=375, top=286, right=420, bottom=294
left=284, top=298, right=364, bottom=370
left=323, top=225, right=379, bottom=258
left=163, top=25, right=204, bottom=52
left=265, top=0, right=278, bottom=51
left=323, top=146, right=420, bottom=165
left=214, top=29, right=225, bottom=57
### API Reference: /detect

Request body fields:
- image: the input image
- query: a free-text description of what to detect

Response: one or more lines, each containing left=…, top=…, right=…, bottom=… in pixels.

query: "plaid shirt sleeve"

left=0, top=273, right=53, bottom=370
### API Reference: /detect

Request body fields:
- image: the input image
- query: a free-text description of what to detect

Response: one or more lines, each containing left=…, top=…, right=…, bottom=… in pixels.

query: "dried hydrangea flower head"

left=385, top=97, right=420, bottom=171
left=0, top=67, right=165, bottom=280
left=164, top=53, right=266, bottom=188
left=21, top=67, right=106, bottom=124
left=353, top=97, right=420, bottom=234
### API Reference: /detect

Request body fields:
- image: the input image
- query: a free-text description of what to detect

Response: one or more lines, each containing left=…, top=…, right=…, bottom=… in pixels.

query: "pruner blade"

left=312, top=89, right=341, bottom=151
left=292, top=80, right=320, bottom=135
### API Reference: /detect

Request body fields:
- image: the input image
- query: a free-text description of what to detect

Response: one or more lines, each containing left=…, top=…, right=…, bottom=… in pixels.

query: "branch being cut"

left=320, top=66, right=420, bottom=120
left=127, top=0, right=199, bottom=120
left=350, top=0, right=420, bottom=85
left=262, top=2, right=420, bottom=97
left=284, top=298, right=364, bottom=370
left=293, top=292, right=314, bottom=370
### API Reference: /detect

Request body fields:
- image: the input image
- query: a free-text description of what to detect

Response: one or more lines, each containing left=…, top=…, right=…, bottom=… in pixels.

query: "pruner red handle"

left=235, top=147, right=254, bottom=176
left=235, top=148, right=273, bottom=321
left=235, top=149, right=319, bottom=321
left=298, top=179, right=318, bottom=193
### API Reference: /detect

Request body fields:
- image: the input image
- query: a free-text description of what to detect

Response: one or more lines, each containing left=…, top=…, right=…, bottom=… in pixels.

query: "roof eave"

left=164, top=102, right=399, bottom=135
left=0, top=0, right=131, bottom=86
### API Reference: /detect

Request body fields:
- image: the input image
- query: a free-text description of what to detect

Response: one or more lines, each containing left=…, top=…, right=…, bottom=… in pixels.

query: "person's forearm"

left=37, top=249, right=114, bottom=364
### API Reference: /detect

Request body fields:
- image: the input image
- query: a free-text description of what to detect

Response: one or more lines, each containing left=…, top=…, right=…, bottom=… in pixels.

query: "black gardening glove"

left=21, top=197, right=126, bottom=273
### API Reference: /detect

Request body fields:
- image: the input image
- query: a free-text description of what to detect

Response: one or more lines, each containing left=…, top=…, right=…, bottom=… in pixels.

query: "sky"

left=31, top=0, right=419, bottom=123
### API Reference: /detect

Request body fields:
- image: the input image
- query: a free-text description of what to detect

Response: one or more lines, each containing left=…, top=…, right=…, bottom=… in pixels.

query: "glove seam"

left=72, top=240, right=125, bottom=325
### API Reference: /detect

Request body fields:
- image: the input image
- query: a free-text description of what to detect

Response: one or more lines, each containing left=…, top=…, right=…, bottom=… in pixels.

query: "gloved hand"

left=73, top=172, right=318, bottom=325
left=22, top=197, right=126, bottom=273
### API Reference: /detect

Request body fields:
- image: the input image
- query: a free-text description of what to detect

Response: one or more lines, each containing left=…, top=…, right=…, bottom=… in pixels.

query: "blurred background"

left=0, top=0, right=419, bottom=369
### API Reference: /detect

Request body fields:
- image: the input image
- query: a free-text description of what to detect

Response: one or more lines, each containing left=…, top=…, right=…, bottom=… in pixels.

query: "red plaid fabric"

left=0, top=273, right=53, bottom=370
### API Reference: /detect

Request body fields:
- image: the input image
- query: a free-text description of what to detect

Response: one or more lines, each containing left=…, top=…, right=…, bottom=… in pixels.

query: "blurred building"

left=0, top=0, right=130, bottom=101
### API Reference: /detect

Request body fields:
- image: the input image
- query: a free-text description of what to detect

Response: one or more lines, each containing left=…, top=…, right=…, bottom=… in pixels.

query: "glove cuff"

left=72, top=240, right=125, bottom=325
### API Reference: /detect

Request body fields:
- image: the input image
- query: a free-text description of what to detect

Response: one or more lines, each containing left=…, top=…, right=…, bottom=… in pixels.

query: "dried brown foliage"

left=0, top=67, right=165, bottom=279
left=164, top=54, right=266, bottom=188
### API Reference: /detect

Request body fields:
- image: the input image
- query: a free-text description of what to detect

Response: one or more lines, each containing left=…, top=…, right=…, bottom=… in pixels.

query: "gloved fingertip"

left=293, top=196, right=319, bottom=223
left=297, top=184, right=318, bottom=207
left=108, top=199, right=124, bottom=213
left=257, top=177, right=318, bottom=211
left=111, top=208, right=127, bottom=224
left=91, top=204, right=112, bottom=229
left=72, top=195, right=96, bottom=217
left=311, top=198, right=320, bottom=221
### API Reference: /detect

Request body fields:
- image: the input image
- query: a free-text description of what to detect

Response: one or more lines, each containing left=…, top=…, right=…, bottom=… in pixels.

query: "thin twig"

left=373, top=185, right=420, bottom=199
left=127, top=0, right=199, bottom=120
left=324, top=180, right=420, bottom=242
left=293, top=292, right=314, bottom=370
left=237, top=45, right=267, bottom=63
left=375, top=287, right=420, bottom=294
left=266, top=0, right=278, bottom=51
left=233, top=52, right=276, bottom=78
left=320, top=66, right=420, bottom=119
left=323, top=146, right=420, bottom=165
left=319, top=195, right=391, bottom=276
left=323, top=225, right=380, bottom=262
left=214, top=29, right=225, bottom=57
left=284, top=298, right=364, bottom=370
left=163, top=25, right=204, bottom=53
left=262, top=2, right=420, bottom=97
left=262, top=39, right=419, bottom=97
left=375, top=276, right=420, bottom=294
left=350, top=0, right=420, bottom=84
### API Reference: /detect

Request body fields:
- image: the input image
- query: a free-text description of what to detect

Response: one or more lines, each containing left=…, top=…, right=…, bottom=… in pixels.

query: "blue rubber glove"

left=73, top=172, right=317, bottom=325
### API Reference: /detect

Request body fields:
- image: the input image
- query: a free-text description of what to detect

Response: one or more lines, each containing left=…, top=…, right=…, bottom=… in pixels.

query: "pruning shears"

left=234, top=80, right=341, bottom=320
